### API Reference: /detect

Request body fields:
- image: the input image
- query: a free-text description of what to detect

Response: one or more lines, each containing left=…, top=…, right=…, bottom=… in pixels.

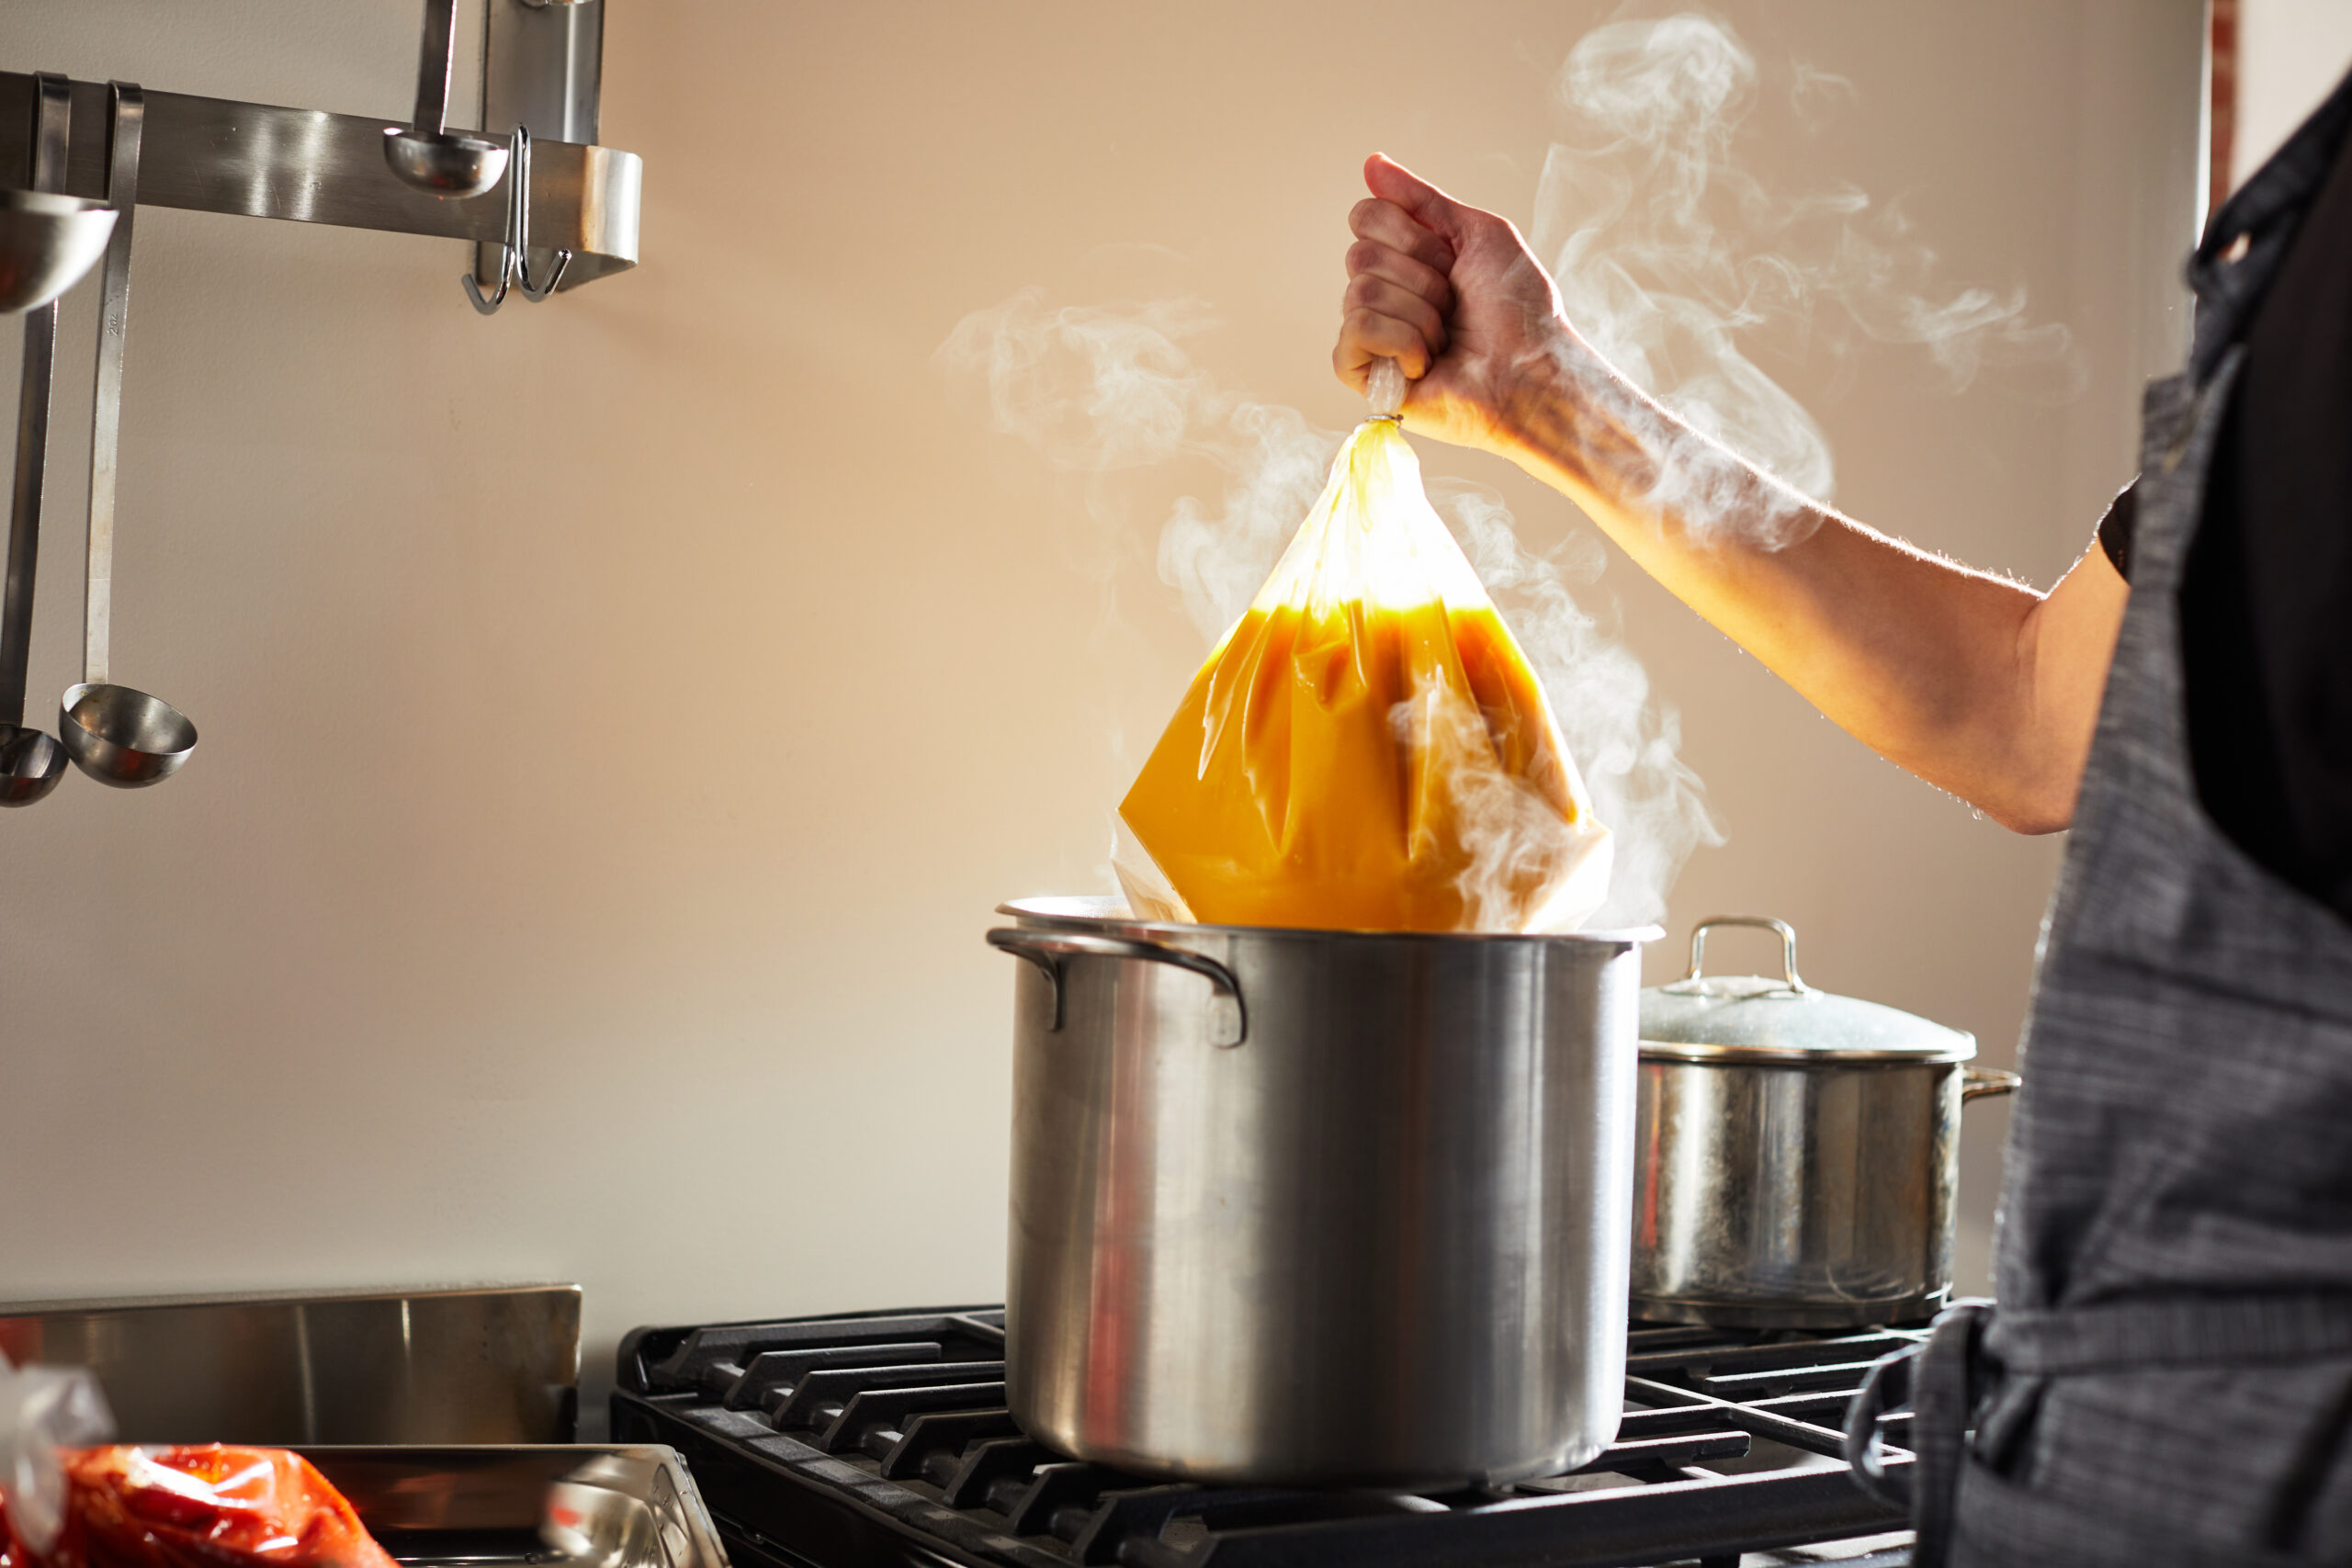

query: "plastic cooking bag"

left=0, top=1362, right=110, bottom=1564
left=4, top=1443, right=400, bottom=1568
left=1119, top=362, right=1611, bottom=932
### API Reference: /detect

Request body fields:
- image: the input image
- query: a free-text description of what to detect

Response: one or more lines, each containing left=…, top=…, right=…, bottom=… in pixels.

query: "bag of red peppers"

left=0, top=1361, right=397, bottom=1568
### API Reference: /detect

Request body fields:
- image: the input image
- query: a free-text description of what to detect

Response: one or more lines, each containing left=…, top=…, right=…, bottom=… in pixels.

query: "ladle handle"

left=1, top=75, right=72, bottom=729
left=409, top=0, right=459, bottom=136
left=85, top=83, right=142, bottom=690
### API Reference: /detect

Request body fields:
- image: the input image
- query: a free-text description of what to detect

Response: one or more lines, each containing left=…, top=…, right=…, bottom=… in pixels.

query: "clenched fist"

left=1334, top=154, right=1584, bottom=459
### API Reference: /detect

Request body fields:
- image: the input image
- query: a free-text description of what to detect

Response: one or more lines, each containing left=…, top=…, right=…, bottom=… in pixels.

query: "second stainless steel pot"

left=989, top=897, right=1656, bottom=1489
left=1632, top=917, right=2018, bottom=1328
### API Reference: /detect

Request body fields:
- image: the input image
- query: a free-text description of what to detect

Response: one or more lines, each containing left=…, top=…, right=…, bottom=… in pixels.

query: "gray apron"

left=1845, top=75, right=2352, bottom=1567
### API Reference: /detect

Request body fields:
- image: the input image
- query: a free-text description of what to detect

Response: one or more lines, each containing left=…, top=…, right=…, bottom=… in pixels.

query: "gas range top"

left=613, top=1307, right=1918, bottom=1568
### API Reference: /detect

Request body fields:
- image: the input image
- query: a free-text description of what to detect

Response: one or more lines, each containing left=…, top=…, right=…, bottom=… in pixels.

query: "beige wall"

left=2237, top=0, right=2352, bottom=186
left=0, top=2, right=2199, bottom=1418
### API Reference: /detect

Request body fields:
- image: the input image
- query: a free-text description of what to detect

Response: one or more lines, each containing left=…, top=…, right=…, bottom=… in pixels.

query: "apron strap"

left=1987, top=1292, right=2352, bottom=1376
left=1849, top=1295, right=2352, bottom=1566
left=2188, top=61, right=2352, bottom=378
left=1845, top=1299, right=1990, bottom=1568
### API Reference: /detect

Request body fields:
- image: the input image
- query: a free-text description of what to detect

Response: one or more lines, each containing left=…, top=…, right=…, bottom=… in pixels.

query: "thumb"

left=1364, top=152, right=1473, bottom=247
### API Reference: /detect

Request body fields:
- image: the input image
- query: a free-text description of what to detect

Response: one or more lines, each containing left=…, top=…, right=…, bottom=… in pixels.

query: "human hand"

left=1334, top=154, right=1577, bottom=457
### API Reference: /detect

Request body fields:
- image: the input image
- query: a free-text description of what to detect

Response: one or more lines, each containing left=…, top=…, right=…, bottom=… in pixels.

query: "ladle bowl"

left=60, top=682, right=197, bottom=787
left=0, top=724, right=67, bottom=805
left=382, top=128, right=509, bottom=197
left=0, top=191, right=117, bottom=314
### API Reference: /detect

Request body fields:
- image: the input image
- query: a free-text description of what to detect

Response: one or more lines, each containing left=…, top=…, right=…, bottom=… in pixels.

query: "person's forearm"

left=1496, top=333, right=2091, bottom=832
left=1332, top=157, right=2122, bottom=829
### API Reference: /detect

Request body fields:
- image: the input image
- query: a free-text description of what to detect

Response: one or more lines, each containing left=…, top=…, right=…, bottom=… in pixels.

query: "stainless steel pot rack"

left=0, top=0, right=639, bottom=305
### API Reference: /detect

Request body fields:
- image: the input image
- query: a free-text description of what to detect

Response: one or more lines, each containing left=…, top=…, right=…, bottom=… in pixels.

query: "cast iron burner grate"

left=613, top=1307, right=1919, bottom=1568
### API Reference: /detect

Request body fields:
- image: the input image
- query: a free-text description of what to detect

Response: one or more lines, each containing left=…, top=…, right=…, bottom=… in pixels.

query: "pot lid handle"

left=1670, top=915, right=1810, bottom=995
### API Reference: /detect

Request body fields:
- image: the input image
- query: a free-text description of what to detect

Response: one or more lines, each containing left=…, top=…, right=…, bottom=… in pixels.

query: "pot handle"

left=1675, top=915, right=1809, bottom=994
left=1962, top=1066, right=2021, bottom=1102
left=985, top=929, right=1248, bottom=1047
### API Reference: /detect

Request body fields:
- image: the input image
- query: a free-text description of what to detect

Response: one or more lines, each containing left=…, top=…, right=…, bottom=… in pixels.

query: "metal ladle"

left=0, top=68, right=118, bottom=317
left=59, top=84, right=196, bottom=789
left=382, top=0, right=510, bottom=198
left=1, top=76, right=79, bottom=807
left=0, top=188, right=116, bottom=317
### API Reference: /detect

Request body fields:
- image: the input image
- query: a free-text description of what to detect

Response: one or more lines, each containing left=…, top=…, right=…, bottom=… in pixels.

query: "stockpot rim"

left=999, top=895, right=1664, bottom=949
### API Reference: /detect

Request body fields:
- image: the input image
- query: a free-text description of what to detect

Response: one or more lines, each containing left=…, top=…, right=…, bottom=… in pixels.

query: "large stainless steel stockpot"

left=987, top=897, right=1658, bottom=1489
left=1632, top=917, right=2019, bottom=1329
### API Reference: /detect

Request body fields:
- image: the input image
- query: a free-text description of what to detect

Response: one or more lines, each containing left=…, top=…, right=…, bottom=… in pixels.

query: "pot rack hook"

left=459, top=134, right=514, bottom=315
left=461, top=124, right=572, bottom=315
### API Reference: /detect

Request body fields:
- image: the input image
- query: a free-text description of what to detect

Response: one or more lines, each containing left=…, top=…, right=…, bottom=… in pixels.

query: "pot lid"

left=1638, top=916, right=1976, bottom=1065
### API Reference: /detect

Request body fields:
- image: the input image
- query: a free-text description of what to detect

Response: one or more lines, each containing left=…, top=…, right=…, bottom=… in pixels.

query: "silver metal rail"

left=0, top=68, right=639, bottom=291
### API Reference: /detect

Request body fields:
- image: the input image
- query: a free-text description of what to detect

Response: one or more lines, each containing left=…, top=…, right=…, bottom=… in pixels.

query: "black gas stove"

left=613, top=1307, right=1918, bottom=1568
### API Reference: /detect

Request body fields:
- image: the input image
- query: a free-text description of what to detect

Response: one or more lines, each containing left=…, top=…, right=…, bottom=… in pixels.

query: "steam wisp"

left=1427, top=475, right=1713, bottom=929
left=1532, top=13, right=2080, bottom=547
left=937, top=289, right=1335, bottom=643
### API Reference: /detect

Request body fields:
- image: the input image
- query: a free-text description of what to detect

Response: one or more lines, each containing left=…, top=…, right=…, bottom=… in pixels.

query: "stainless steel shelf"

left=0, top=1284, right=583, bottom=1443
left=0, top=71, right=639, bottom=289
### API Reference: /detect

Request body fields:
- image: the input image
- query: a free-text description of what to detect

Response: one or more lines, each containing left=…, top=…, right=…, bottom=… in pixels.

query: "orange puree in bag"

left=1119, top=414, right=1611, bottom=933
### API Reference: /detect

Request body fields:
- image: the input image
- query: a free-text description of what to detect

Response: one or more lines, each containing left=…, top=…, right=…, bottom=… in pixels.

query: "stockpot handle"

left=1679, top=915, right=1808, bottom=993
left=985, top=929, right=1248, bottom=1047
left=1962, top=1066, right=2021, bottom=1102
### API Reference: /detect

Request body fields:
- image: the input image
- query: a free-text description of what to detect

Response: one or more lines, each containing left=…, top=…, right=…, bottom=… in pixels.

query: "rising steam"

left=937, top=11, right=2077, bottom=925
left=1534, top=12, right=2080, bottom=547
left=937, top=289, right=1334, bottom=643
left=1428, top=475, right=1713, bottom=929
